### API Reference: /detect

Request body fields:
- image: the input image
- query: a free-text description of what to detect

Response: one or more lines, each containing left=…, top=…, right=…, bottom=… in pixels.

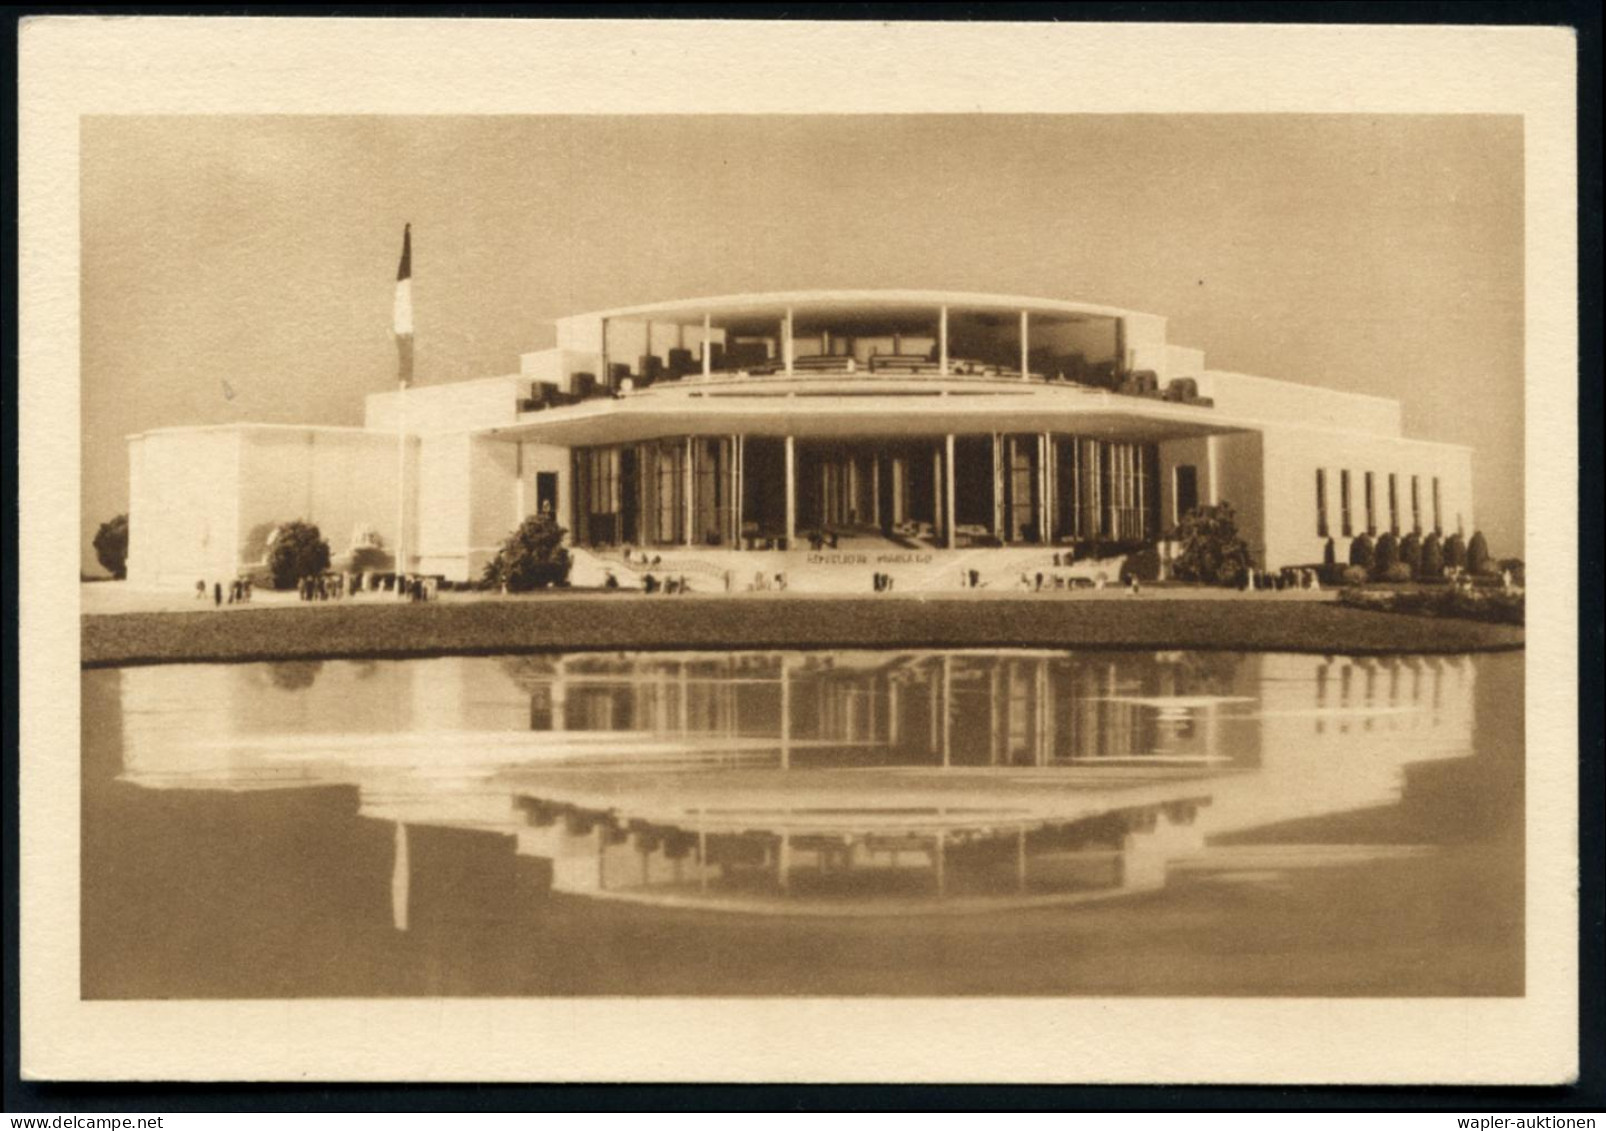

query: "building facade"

left=125, top=290, right=1473, bottom=589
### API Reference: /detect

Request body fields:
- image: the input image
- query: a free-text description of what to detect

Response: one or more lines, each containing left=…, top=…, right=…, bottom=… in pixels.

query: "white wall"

left=517, top=442, right=571, bottom=535
left=1259, top=426, right=1474, bottom=569
left=127, top=426, right=416, bottom=589
left=1207, top=370, right=1402, bottom=437
left=1156, top=432, right=1266, bottom=564
left=414, top=433, right=472, bottom=579
left=126, top=430, right=241, bottom=588
left=468, top=437, right=520, bottom=579
left=237, top=429, right=413, bottom=571
left=520, top=348, right=603, bottom=392
left=365, top=375, right=521, bottom=434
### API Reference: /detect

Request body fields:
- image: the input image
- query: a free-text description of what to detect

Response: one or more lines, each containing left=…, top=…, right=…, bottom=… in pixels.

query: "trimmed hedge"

left=1338, top=586, right=1524, bottom=626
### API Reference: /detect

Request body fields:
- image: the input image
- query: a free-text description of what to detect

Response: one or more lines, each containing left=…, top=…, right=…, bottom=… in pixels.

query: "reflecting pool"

left=81, top=649, right=1523, bottom=997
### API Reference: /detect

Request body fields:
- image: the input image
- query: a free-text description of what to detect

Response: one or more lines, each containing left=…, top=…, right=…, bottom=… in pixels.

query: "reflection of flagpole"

left=393, top=224, right=414, bottom=592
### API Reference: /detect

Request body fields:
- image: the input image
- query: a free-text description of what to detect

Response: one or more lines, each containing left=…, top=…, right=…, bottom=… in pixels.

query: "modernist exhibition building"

left=124, top=289, right=1474, bottom=591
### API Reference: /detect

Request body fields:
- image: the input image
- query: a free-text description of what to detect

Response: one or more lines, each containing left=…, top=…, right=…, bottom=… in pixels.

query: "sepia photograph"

left=18, top=17, right=1581, bottom=1087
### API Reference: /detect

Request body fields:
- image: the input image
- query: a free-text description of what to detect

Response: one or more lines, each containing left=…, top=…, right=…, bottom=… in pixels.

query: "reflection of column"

left=1017, top=825, right=1029, bottom=892
left=784, top=308, right=795, bottom=376
left=552, top=657, right=568, bottom=732
left=702, top=313, right=712, bottom=377
left=933, top=830, right=946, bottom=897
left=944, top=434, right=957, bottom=549
left=780, top=656, right=792, bottom=771
left=941, top=654, right=953, bottom=768
left=698, top=812, right=709, bottom=893
left=778, top=833, right=792, bottom=892
left=939, top=305, right=949, bottom=376
left=784, top=435, right=797, bottom=547
left=390, top=821, right=410, bottom=932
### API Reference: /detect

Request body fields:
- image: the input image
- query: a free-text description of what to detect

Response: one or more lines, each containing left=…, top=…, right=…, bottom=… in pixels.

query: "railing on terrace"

left=516, top=362, right=1213, bottom=415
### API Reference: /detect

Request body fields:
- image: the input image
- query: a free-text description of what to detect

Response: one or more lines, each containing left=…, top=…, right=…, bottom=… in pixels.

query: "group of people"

left=871, top=571, right=896, bottom=592
left=641, top=573, right=692, bottom=595
left=1241, top=567, right=1323, bottom=592
left=297, top=573, right=345, bottom=601
left=195, top=577, right=255, bottom=606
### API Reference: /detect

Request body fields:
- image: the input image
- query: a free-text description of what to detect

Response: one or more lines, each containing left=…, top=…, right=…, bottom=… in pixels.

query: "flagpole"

left=393, top=223, right=414, bottom=597
left=396, top=375, right=407, bottom=595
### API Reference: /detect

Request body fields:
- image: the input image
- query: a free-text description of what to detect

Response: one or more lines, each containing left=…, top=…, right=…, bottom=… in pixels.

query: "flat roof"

left=559, top=289, right=1165, bottom=326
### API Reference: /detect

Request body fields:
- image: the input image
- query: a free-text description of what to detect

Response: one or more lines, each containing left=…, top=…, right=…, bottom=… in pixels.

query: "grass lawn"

left=81, top=592, right=1525, bottom=667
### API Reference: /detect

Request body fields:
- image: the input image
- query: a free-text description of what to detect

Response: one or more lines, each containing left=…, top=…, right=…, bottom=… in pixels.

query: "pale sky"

left=80, top=114, right=1524, bottom=573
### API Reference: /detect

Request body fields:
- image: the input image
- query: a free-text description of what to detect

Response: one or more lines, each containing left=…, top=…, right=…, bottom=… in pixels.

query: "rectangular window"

left=1340, top=470, right=1353, bottom=536
left=1364, top=472, right=1376, bottom=535
left=1432, top=477, right=1442, bottom=534
left=1410, top=475, right=1421, bottom=534
left=1174, top=464, right=1199, bottom=523
left=1387, top=473, right=1399, bottom=535
left=1315, top=469, right=1329, bottom=538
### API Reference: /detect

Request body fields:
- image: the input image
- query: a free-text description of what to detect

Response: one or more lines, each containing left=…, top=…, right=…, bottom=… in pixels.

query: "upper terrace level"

left=539, top=290, right=1196, bottom=401
left=363, top=291, right=1405, bottom=439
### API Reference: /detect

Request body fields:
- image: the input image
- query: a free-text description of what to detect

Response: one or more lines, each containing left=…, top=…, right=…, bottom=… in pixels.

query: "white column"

left=1020, top=309, right=1030, bottom=380
left=1039, top=433, right=1051, bottom=544
left=939, top=305, right=949, bottom=376
left=683, top=436, right=695, bottom=547
left=992, top=433, right=1005, bottom=540
left=944, top=435, right=957, bottom=549
left=784, top=434, right=797, bottom=547
left=1206, top=435, right=1220, bottom=505
left=514, top=442, right=527, bottom=522
left=703, top=313, right=712, bottom=377
left=871, top=455, right=881, bottom=529
left=735, top=434, right=745, bottom=548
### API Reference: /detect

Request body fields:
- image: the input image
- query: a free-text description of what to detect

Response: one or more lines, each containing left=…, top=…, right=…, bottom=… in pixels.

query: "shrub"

left=483, top=513, right=572, bottom=592
left=1168, top=502, right=1253, bottom=587
left=1443, top=532, right=1466, bottom=571
left=1420, top=532, right=1444, bottom=579
left=1381, top=561, right=1413, bottom=584
left=1348, top=532, right=1375, bottom=571
left=1120, top=545, right=1162, bottom=583
left=1466, top=530, right=1492, bottom=575
left=266, top=521, right=332, bottom=590
left=1399, top=532, right=1422, bottom=578
left=1498, top=558, right=1526, bottom=587
left=93, top=513, right=129, bottom=579
left=1341, top=564, right=1370, bottom=587
left=1372, top=532, right=1399, bottom=579
left=1338, top=586, right=1523, bottom=626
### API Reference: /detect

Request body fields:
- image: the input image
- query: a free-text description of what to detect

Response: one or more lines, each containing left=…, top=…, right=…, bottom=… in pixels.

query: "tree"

left=1169, top=502, right=1253, bottom=587
left=1443, top=532, right=1466, bottom=571
left=266, top=520, right=332, bottom=590
left=1399, top=532, right=1422, bottom=579
left=1466, top=530, right=1492, bottom=575
left=1348, top=532, right=1375, bottom=572
left=1420, top=532, right=1444, bottom=579
left=1372, top=531, right=1399, bottom=580
left=93, top=513, right=129, bottom=579
left=483, top=513, right=572, bottom=592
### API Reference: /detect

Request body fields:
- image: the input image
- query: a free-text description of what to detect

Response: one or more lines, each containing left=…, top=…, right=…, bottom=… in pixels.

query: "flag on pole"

left=393, top=223, right=414, bottom=386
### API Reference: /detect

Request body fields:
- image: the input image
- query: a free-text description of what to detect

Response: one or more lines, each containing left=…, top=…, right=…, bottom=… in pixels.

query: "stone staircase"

left=568, top=543, right=1131, bottom=595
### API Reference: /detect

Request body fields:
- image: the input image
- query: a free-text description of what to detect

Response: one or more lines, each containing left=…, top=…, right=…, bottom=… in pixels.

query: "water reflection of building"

left=113, top=649, right=1477, bottom=916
